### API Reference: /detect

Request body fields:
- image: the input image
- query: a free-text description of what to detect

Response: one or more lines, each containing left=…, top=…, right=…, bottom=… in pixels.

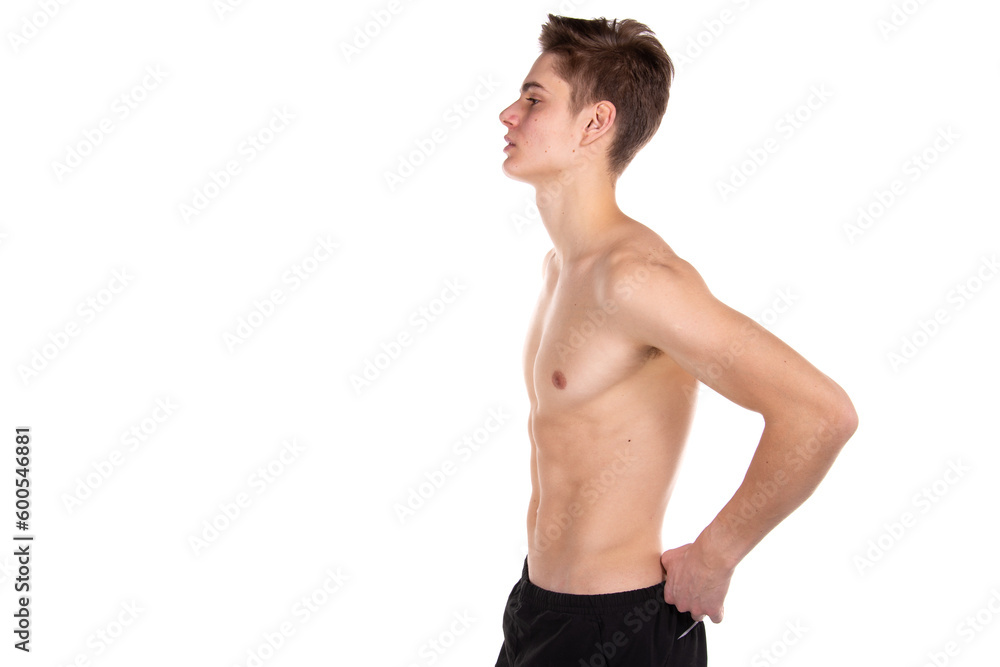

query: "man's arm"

left=611, top=251, right=858, bottom=623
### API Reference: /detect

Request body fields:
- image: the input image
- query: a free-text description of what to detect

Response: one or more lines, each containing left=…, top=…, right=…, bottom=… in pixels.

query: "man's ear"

left=580, top=101, right=616, bottom=146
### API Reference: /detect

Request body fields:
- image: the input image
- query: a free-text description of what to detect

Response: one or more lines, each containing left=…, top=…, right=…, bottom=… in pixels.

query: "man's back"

left=524, top=217, right=698, bottom=594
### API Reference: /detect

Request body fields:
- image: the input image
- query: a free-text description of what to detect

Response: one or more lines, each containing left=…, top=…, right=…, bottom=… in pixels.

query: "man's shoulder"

left=602, top=224, right=703, bottom=294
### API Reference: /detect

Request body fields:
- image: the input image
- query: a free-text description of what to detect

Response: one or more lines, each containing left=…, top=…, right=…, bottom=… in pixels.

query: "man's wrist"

left=695, top=521, right=744, bottom=572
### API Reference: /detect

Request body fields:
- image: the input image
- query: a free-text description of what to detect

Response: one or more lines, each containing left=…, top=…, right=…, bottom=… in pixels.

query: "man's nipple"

left=552, top=370, right=566, bottom=389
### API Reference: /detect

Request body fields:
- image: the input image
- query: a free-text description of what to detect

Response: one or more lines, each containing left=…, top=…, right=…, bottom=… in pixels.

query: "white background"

left=1, top=0, right=998, bottom=665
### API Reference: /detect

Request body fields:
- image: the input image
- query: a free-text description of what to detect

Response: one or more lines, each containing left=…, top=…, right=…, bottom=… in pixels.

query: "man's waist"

left=525, top=542, right=665, bottom=595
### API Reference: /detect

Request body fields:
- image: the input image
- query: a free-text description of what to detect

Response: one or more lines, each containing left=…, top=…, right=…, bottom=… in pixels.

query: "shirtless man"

left=494, top=15, right=858, bottom=666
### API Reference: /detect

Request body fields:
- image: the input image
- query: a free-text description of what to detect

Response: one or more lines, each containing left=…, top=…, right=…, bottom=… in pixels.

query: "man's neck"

left=534, top=166, right=626, bottom=264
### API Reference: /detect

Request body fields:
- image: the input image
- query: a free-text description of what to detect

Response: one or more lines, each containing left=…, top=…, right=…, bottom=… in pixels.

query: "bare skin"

left=500, top=53, right=858, bottom=624
left=522, top=226, right=698, bottom=596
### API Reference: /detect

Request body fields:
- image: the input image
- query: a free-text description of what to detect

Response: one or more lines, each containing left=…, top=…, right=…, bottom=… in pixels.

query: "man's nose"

left=499, top=102, right=517, bottom=126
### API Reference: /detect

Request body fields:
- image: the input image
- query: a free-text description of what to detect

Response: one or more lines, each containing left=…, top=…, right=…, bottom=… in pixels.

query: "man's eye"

left=526, top=97, right=540, bottom=105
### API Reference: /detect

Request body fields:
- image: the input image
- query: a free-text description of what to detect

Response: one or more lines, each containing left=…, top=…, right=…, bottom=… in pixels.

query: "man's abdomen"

left=525, top=403, right=691, bottom=594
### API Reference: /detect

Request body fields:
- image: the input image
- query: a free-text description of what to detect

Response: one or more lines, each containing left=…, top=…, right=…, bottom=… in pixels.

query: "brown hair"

left=539, top=14, right=674, bottom=178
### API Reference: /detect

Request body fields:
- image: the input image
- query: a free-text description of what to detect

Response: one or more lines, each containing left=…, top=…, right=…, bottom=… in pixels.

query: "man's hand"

left=660, top=538, right=734, bottom=624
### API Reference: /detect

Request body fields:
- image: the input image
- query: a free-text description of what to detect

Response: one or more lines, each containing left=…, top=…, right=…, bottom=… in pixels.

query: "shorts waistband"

left=516, top=557, right=666, bottom=614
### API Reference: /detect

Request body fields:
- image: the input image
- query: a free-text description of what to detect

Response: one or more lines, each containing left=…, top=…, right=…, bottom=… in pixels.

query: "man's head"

left=499, top=15, right=674, bottom=184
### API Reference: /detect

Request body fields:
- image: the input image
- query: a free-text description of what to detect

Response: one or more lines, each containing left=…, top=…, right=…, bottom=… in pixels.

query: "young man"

left=494, top=15, right=858, bottom=666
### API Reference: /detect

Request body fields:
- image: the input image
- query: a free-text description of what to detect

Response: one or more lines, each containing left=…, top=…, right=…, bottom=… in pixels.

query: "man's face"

left=498, top=52, right=586, bottom=185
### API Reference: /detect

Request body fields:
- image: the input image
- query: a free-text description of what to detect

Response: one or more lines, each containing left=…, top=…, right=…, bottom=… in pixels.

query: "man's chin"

left=501, top=162, right=540, bottom=186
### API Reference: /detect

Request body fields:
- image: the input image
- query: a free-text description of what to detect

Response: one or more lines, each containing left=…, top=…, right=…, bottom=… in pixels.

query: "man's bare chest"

left=524, top=276, right=656, bottom=410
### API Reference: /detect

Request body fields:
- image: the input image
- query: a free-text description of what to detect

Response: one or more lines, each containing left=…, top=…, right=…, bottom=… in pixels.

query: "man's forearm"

left=698, top=407, right=858, bottom=570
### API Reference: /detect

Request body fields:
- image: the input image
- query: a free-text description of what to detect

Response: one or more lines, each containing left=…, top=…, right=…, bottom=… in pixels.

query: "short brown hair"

left=539, top=14, right=674, bottom=178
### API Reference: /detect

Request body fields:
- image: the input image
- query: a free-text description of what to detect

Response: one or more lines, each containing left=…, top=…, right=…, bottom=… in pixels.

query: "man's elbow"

left=822, top=386, right=858, bottom=451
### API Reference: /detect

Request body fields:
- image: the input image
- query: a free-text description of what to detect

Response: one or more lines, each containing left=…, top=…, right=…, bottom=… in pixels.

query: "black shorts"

left=495, top=557, right=707, bottom=667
